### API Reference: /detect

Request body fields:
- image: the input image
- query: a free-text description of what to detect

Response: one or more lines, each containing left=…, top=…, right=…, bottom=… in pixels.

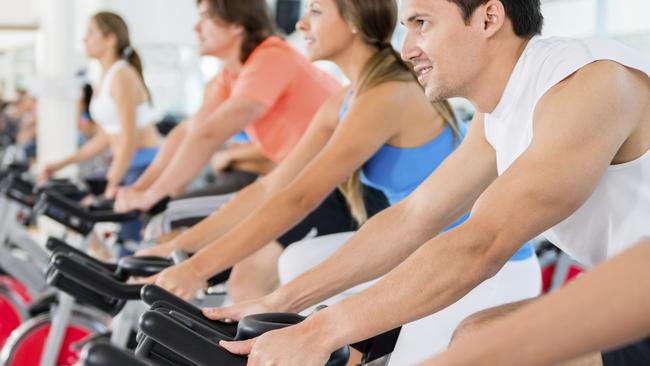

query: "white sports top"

left=89, top=60, right=157, bottom=135
left=484, top=36, right=650, bottom=267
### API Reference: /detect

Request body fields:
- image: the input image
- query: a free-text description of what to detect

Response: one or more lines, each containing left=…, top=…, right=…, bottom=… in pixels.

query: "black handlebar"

left=81, top=342, right=149, bottom=366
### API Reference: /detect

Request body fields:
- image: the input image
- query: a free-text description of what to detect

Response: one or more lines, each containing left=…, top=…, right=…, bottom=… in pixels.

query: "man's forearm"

left=274, top=203, right=455, bottom=313
left=433, top=240, right=650, bottom=366
left=148, top=127, right=228, bottom=199
left=301, top=222, right=499, bottom=349
left=147, top=101, right=263, bottom=198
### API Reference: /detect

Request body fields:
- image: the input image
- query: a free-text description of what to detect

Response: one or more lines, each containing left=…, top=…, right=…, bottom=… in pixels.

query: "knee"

left=227, top=266, right=246, bottom=288
left=277, top=244, right=307, bottom=284
left=227, top=266, right=252, bottom=301
left=227, top=260, right=280, bottom=302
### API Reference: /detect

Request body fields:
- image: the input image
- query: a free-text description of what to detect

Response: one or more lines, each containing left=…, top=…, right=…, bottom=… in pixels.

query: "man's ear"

left=230, top=23, right=246, bottom=38
left=473, top=0, right=507, bottom=39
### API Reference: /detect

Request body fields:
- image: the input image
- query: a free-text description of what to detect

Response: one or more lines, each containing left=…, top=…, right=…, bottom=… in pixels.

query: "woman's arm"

left=130, top=79, right=225, bottom=190
left=154, top=91, right=348, bottom=255
left=54, top=130, right=110, bottom=167
left=188, top=84, right=404, bottom=277
left=115, top=98, right=266, bottom=212
left=39, top=129, right=110, bottom=182
left=154, top=84, right=414, bottom=299
left=427, top=240, right=650, bottom=366
left=146, top=99, right=266, bottom=198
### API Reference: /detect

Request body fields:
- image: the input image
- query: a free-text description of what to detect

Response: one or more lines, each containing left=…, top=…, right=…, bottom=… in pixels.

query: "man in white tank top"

left=219, top=1, right=650, bottom=365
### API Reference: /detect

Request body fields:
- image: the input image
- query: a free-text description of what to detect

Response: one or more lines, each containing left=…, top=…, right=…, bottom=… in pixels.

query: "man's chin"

left=425, top=83, right=453, bottom=103
left=424, top=85, right=439, bottom=101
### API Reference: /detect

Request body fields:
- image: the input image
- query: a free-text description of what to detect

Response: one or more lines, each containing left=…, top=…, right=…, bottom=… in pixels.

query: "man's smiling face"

left=400, top=0, right=488, bottom=101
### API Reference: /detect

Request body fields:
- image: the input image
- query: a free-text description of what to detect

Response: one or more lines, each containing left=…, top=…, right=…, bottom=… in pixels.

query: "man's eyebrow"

left=405, top=12, right=428, bottom=23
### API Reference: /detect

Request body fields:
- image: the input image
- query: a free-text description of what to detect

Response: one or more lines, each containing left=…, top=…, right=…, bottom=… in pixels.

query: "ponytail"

left=120, top=45, right=151, bottom=102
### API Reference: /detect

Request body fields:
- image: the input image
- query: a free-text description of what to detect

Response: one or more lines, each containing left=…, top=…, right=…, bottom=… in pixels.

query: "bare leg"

left=452, top=300, right=603, bottom=366
left=228, top=241, right=283, bottom=303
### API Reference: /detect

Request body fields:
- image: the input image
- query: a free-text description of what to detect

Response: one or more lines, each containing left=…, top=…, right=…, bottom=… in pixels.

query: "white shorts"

left=278, top=232, right=542, bottom=365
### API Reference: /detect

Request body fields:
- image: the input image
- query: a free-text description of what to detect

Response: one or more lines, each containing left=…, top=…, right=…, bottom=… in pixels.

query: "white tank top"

left=484, top=36, right=650, bottom=267
left=89, top=60, right=157, bottom=135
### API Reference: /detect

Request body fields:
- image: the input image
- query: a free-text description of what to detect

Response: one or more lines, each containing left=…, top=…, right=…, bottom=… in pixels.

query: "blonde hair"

left=334, top=0, right=460, bottom=225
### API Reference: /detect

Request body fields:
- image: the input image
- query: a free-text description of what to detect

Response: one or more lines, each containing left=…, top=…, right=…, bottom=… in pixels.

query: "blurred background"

left=0, top=0, right=647, bottom=163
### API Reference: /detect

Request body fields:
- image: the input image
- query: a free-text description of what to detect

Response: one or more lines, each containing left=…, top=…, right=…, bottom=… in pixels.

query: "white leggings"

left=278, top=232, right=542, bottom=365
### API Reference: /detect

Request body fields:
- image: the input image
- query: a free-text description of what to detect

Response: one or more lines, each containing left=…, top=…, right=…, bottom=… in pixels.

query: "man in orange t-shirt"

left=115, top=0, right=340, bottom=212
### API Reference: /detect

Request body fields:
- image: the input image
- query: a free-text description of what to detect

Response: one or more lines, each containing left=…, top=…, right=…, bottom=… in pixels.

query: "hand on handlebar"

left=152, top=261, right=207, bottom=301
left=220, top=324, right=333, bottom=366
left=211, top=150, right=233, bottom=173
left=104, top=185, right=118, bottom=200
left=38, top=162, right=65, bottom=184
left=114, top=187, right=160, bottom=213
left=202, top=296, right=277, bottom=323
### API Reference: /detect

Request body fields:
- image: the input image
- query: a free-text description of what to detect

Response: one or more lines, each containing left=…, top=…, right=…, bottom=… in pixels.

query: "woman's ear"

left=105, top=33, right=119, bottom=53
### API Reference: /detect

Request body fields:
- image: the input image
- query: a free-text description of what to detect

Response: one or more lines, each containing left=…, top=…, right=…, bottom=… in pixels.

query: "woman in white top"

left=40, top=12, right=160, bottom=199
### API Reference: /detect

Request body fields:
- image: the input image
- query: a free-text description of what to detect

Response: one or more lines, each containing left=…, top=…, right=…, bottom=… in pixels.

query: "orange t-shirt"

left=212, top=36, right=341, bottom=163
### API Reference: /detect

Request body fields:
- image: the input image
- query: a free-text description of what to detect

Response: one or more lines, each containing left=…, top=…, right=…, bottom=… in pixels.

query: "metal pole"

left=35, top=0, right=78, bottom=173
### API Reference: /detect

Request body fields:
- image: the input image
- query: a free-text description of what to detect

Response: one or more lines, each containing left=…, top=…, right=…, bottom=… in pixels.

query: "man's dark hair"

left=197, top=0, right=276, bottom=63
left=447, top=0, right=543, bottom=37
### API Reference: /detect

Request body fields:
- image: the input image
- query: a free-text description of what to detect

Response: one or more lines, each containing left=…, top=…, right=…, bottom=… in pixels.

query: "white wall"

left=72, top=0, right=199, bottom=49
left=0, top=0, right=37, bottom=26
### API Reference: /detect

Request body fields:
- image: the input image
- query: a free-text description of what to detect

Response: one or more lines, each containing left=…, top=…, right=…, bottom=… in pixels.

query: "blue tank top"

left=231, top=131, right=251, bottom=143
left=339, top=91, right=534, bottom=261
